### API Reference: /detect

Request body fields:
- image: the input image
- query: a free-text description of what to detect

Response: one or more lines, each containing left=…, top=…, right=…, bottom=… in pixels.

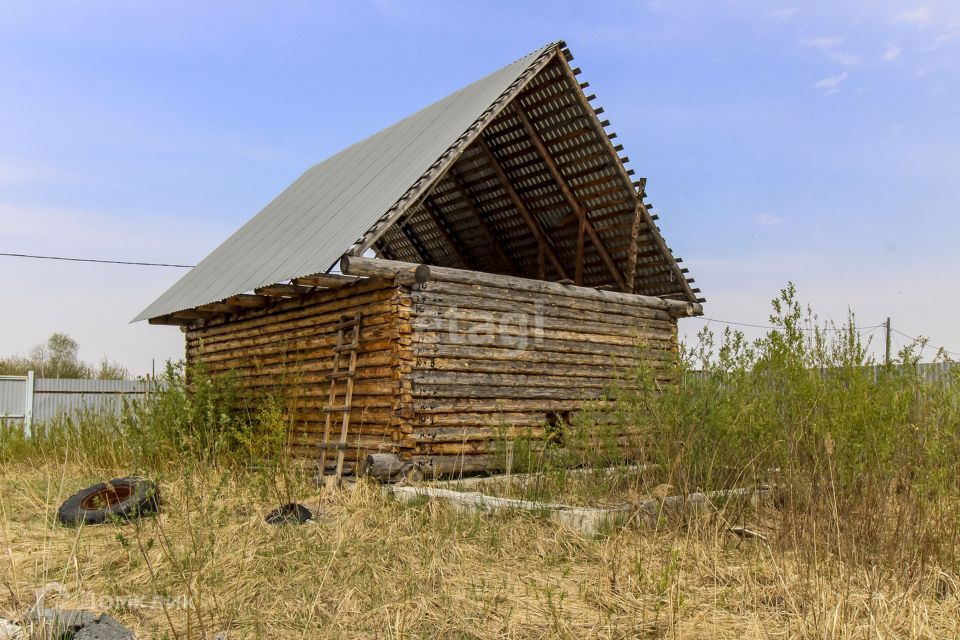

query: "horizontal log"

left=413, top=331, right=672, bottom=358
left=412, top=308, right=675, bottom=342
left=197, top=353, right=396, bottom=378
left=187, top=287, right=398, bottom=343
left=413, top=383, right=610, bottom=401
left=427, top=264, right=700, bottom=316
left=410, top=285, right=674, bottom=324
left=409, top=424, right=547, bottom=442
left=413, top=343, right=671, bottom=368
left=192, top=337, right=400, bottom=366
left=292, top=273, right=360, bottom=288
left=411, top=454, right=501, bottom=476
left=340, top=255, right=430, bottom=285
left=190, top=322, right=401, bottom=358
left=412, top=371, right=631, bottom=390
left=191, top=278, right=397, bottom=334
left=414, top=358, right=665, bottom=380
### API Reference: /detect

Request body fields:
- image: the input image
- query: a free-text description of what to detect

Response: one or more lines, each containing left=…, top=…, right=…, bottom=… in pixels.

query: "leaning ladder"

left=319, top=312, right=361, bottom=487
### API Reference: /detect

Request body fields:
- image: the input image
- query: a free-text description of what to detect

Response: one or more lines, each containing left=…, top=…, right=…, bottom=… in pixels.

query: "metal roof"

left=137, top=41, right=702, bottom=324
left=134, top=43, right=558, bottom=322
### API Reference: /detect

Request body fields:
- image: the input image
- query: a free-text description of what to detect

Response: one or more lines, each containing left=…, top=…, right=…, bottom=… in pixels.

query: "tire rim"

left=80, top=484, right=133, bottom=510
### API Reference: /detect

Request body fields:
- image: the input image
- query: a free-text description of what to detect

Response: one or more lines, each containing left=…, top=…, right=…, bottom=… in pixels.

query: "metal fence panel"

left=0, top=375, right=27, bottom=420
left=32, top=378, right=151, bottom=423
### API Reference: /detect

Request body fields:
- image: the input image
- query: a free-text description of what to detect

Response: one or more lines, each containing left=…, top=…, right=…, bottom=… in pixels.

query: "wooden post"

left=885, top=317, right=892, bottom=367
left=575, top=217, right=586, bottom=285
left=624, top=203, right=643, bottom=292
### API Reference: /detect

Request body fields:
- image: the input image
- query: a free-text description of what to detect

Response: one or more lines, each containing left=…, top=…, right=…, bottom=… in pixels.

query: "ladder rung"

left=334, top=318, right=361, bottom=330
left=316, top=442, right=348, bottom=450
left=333, top=343, right=359, bottom=353
left=326, top=371, right=355, bottom=380
left=322, top=405, right=351, bottom=413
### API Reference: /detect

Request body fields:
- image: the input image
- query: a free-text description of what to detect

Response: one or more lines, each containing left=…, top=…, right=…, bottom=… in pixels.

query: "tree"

left=30, top=332, right=91, bottom=378
left=0, top=333, right=130, bottom=379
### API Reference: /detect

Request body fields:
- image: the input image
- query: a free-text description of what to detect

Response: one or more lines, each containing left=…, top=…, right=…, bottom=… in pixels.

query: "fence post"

left=24, top=370, right=34, bottom=438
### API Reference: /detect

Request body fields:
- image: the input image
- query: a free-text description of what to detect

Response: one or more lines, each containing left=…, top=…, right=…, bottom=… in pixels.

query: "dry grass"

left=2, top=461, right=959, bottom=639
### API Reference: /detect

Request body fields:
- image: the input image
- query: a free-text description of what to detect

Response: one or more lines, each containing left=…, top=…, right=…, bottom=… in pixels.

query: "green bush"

left=601, top=283, right=960, bottom=567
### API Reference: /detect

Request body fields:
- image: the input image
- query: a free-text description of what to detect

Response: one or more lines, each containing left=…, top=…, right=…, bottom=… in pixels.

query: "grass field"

left=3, top=461, right=960, bottom=640
left=2, top=286, right=959, bottom=638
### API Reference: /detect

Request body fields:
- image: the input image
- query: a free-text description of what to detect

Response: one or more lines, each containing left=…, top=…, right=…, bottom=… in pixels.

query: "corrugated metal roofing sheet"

left=134, top=44, right=558, bottom=322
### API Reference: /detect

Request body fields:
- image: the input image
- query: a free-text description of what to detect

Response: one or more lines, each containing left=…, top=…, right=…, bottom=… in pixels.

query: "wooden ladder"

left=319, top=312, right=361, bottom=487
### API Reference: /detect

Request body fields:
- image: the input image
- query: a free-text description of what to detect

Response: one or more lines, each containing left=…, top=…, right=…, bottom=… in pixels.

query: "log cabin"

left=134, top=41, right=704, bottom=477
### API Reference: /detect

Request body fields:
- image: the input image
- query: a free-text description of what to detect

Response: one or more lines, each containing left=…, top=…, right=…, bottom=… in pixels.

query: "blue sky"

left=1, top=0, right=958, bottom=372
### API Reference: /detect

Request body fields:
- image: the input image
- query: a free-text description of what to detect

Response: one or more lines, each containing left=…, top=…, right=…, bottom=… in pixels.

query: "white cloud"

left=882, top=45, right=903, bottom=60
left=802, top=35, right=844, bottom=49
left=813, top=72, right=848, bottom=95
left=930, top=23, right=960, bottom=48
left=801, top=35, right=861, bottom=66
left=755, top=214, right=784, bottom=226
left=891, top=7, right=933, bottom=27
left=769, top=7, right=799, bottom=20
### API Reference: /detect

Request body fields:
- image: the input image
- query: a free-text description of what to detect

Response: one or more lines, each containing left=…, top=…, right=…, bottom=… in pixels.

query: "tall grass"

left=512, top=284, right=960, bottom=572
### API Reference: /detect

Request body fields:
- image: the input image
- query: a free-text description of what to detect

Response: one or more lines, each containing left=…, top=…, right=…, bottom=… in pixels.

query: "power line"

left=3, top=249, right=958, bottom=358
left=891, top=328, right=960, bottom=359
left=693, top=316, right=883, bottom=333
left=0, top=252, right=195, bottom=268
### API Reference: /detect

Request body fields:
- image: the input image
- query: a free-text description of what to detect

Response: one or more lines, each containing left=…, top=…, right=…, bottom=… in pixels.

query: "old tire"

left=57, top=477, right=160, bottom=526
left=265, top=503, right=312, bottom=525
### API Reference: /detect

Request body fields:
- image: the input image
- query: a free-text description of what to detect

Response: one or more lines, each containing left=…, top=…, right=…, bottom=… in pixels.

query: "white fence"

left=0, top=373, right=152, bottom=436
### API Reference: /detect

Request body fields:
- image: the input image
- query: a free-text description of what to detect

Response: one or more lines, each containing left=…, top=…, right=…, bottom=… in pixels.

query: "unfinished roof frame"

left=143, top=41, right=701, bottom=327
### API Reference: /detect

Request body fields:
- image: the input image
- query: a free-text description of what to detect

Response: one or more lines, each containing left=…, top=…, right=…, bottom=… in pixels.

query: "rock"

left=0, top=618, right=23, bottom=640
left=28, top=607, right=99, bottom=636
left=27, top=609, right=134, bottom=639
left=73, top=614, right=135, bottom=640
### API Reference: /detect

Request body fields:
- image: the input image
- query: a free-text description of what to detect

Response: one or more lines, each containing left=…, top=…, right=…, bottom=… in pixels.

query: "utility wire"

left=891, top=328, right=960, bottom=359
left=3, top=249, right=958, bottom=357
left=693, top=316, right=883, bottom=333
left=0, top=252, right=195, bottom=268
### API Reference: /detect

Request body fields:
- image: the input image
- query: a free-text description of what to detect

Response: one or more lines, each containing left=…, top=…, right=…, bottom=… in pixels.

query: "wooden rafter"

left=254, top=284, right=313, bottom=298
left=172, top=309, right=219, bottom=320
left=197, top=302, right=236, bottom=314
left=224, top=294, right=271, bottom=308
left=625, top=203, right=643, bottom=292
left=148, top=315, right=191, bottom=326
left=511, top=104, right=626, bottom=291
left=476, top=136, right=570, bottom=281
left=422, top=198, right=472, bottom=269
left=448, top=168, right=518, bottom=275
left=553, top=55, right=696, bottom=301
left=399, top=223, right=430, bottom=263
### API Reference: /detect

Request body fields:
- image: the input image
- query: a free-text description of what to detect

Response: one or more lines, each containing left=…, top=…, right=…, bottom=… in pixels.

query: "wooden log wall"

left=404, top=273, right=679, bottom=472
left=185, top=278, right=412, bottom=464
